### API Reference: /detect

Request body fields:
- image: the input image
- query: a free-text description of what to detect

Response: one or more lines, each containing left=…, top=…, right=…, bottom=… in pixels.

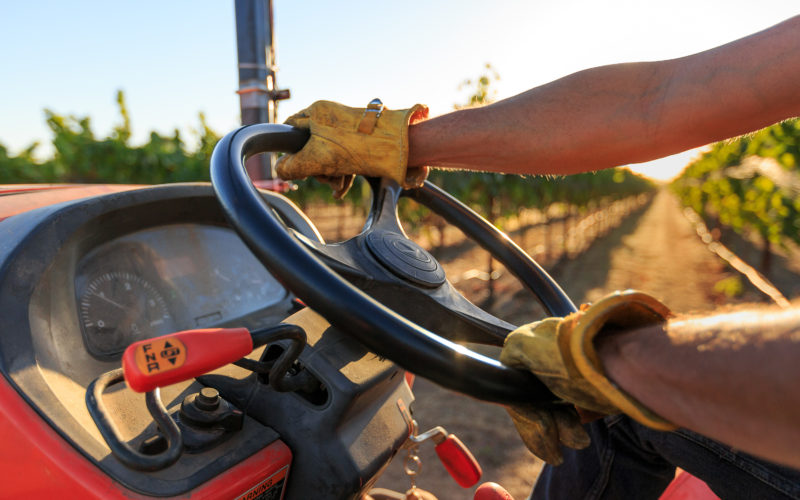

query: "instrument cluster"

left=75, top=224, right=288, bottom=358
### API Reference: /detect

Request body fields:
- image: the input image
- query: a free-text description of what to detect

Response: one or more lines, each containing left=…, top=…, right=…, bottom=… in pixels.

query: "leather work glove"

left=276, top=99, right=429, bottom=198
left=500, top=290, right=676, bottom=465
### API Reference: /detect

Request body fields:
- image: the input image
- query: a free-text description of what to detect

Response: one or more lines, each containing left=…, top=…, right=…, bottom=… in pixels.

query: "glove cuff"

left=568, top=290, right=676, bottom=431
left=351, top=100, right=429, bottom=187
left=398, top=104, right=429, bottom=188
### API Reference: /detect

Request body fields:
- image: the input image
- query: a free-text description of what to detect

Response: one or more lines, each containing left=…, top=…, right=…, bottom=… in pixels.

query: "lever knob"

left=122, top=328, right=252, bottom=392
left=434, top=434, right=482, bottom=488
left=474, top=482, right=515, bottom=500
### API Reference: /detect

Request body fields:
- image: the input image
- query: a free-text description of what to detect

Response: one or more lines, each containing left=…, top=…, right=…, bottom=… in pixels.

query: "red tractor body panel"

left=0, top=374, right=291, bottom=499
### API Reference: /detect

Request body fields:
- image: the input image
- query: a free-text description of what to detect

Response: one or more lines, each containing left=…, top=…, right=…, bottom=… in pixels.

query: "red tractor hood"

left=0, top=184, right=143, bottom=222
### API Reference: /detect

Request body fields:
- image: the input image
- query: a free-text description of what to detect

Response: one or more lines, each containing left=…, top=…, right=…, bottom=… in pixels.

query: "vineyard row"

left=682, top=207, right=790, bottom=307
left=671, top=118, right=800, bottom=276
left=303, top=192, right=653, bottom=273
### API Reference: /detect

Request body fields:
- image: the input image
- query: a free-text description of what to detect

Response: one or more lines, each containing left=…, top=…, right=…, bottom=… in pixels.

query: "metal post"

left=234, top=0, right=290, bottom=181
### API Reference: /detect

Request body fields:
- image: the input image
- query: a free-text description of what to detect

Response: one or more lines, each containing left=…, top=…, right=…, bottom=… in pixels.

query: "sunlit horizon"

left=627, top=147, right=709, bottom=182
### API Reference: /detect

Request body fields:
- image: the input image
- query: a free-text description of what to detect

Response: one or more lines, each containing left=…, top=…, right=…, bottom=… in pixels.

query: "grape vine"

left=671, top=118, right=800, bottom=273
left=0, top=90, right=218, bottom=185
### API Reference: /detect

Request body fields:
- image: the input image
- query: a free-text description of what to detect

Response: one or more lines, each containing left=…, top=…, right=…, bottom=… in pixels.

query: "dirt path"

left=373, top=189, right=742, bottom=499
left=556, top=188, right=748, bottom=312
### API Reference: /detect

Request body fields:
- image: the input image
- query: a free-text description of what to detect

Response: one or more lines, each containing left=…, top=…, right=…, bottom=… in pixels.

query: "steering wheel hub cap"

left=366, top=230, right=446, bottom=288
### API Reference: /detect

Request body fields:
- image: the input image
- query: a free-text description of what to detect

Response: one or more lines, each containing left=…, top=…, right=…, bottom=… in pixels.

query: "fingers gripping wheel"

left=210, top=123, right=577, bottom=405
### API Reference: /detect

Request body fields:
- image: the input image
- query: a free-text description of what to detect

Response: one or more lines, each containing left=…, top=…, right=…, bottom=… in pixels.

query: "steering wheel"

left=210, top=123, right=577, bottom=405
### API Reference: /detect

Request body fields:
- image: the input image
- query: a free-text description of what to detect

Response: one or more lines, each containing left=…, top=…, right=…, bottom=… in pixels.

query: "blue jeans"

left=531, top=415, right=800, bottom=500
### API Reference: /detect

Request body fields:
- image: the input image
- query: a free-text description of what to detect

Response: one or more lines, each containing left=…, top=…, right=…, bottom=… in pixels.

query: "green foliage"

left=671, top=119, right=800, bottom=255
left=425, top=167, right=653, bottom=217
left=714, top=276, right=744, bottom=298
left=456, top=63, right=500, bottom=109
left=0, top=142, right=57, bottom=183
left=0, top=90, right=219, bottom=184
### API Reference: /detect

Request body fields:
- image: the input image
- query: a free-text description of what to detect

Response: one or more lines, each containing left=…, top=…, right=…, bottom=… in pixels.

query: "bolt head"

left=195, top=387, right=220, bottom=411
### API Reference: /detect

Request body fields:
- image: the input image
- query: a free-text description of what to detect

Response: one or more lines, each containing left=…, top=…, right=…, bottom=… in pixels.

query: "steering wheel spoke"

left=371, top=278, right=516, bottom=344
left=362, top=177, right=406, bottom=235
left=295, top=230, right=513, bottom=344
left=292, top=231, right=371, bottom=280
left=430, top=281, right=517, bottom=342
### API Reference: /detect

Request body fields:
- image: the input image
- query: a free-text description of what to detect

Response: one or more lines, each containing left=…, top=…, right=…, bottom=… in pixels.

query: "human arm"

left=408, top=15, right=800, bottom=175
left=501, top=293, right=800, bottom=468
left=598, top=305, right=800, bottom=469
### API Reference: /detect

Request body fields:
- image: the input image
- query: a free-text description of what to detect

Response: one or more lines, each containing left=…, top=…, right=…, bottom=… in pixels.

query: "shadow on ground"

left=489, top=199, right=653, bottom=325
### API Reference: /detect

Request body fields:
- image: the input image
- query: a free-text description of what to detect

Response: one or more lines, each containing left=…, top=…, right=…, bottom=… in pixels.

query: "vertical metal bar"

left=265, top=0, right=277, bottom=125
left=235, top=0, right=286, bottom=180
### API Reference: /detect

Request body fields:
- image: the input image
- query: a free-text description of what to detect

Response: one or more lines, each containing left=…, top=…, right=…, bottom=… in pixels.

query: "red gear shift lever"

left=122, top=328, right=253, bottom=393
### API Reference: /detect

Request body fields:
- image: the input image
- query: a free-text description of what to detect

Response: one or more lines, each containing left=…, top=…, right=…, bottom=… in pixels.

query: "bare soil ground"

left=306, top=189, right=791, bottom=499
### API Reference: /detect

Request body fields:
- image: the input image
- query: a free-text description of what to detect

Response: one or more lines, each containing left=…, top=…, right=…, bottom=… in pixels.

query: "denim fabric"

left=531, top=415, right=800, bottom=500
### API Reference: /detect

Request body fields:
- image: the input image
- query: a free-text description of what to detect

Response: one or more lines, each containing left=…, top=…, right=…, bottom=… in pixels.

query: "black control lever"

left=86, top=369, right=183, bottom=471
left=86, top=323, right=308, bottom=470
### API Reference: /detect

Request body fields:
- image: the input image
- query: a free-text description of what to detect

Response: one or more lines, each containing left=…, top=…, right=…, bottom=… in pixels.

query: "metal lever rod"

left=86, top=369, right=183, bottom=471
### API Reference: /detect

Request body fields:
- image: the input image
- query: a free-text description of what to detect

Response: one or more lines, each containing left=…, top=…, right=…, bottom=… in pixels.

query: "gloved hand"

left=500, top=290, right=675, bottom=465
left=276, top=99, right=429, bottom=198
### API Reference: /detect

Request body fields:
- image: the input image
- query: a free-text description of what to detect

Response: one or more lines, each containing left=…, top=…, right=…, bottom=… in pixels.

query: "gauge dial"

left=79, top=272, right=174, bottom=357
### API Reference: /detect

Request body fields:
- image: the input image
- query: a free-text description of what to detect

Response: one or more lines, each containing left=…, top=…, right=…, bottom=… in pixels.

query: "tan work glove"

left=276, top=99, right=429, bottom=198
left=500, top=290, right=676, bottom=465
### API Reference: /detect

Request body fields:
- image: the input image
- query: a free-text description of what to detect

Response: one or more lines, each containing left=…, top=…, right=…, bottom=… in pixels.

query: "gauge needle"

left=94, top=292, right=126, bottom=310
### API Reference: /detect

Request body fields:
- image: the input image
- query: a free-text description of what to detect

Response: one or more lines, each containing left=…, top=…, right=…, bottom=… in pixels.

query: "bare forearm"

left=409, top=16, right=800, bottom=175
left=598, top=306, right=800, bottom=468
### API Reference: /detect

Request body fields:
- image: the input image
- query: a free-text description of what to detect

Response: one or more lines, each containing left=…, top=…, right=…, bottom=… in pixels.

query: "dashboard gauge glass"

left=75, top=224, right=290, bottom=359
left=79, top=271, right=175, bottom=357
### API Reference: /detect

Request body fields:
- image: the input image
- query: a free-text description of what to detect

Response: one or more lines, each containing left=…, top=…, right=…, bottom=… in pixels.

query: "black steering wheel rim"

left=210, top=123, right=574, bottom=405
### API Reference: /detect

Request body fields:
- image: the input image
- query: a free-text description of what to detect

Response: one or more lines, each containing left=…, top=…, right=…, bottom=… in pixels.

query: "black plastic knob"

left=195, top=387, right=220, bottom=411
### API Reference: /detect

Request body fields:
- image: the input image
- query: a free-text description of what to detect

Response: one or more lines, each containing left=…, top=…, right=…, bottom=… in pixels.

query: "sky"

left=1, top=1, right=798, bottom=181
